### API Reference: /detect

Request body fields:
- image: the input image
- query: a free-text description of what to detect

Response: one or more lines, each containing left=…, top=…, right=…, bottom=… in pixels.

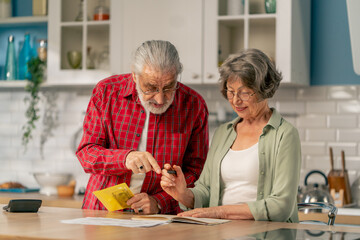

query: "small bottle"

left=37, top=39, right=47, bottom=61
left=97, top=45, right=109, bottom=70
left=18, top=33, right=33, bottom=80
left=4, top=35, right=17, bottom=80
left=93, top=0, right=110, bottom=21
left=75, top=0, right=85, bottom=21
left=86, top=46, right=95, bottom=69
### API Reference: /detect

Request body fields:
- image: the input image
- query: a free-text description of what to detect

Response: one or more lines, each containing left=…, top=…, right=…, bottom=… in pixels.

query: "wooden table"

left=1, top=205, right=360, bottom=240
left=0, top=192, right=83, bottom=208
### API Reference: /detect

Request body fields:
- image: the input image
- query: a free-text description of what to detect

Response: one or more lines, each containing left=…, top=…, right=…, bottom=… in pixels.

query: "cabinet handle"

left=192, top=73, right=199, bottom=79
left=206, top=73, right=214, bottom=79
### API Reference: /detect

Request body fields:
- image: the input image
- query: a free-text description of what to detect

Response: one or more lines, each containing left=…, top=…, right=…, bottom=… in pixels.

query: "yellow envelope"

left=93, top=183, right=134, bottom=211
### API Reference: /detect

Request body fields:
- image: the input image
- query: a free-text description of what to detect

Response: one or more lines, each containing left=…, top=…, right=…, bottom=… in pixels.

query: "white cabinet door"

left=120, top=0, right=203, bottom=84
left=203, top=0, right=310, bottom=86
left=48, top=0, right=117, bottom=84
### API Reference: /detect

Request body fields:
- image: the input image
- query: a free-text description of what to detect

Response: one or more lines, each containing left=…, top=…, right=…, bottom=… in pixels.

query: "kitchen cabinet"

left=120, top=0, right=204, bottom=84
left=47, top=0, right=122, bottom=84
left=204, top=0, right=311, bottom=86
left=1, top=0, right=310, bottom=86
left=0, top=16, right=47, bottom=84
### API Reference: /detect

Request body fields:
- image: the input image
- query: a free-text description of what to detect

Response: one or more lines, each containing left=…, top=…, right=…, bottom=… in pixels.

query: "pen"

left=167, top=167, right=177, bottom=176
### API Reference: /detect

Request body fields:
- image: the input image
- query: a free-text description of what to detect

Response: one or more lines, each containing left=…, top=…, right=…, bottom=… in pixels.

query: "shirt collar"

left=124, top=75, right=137, bottom=98
left=226, top=107, right=282, bottom=131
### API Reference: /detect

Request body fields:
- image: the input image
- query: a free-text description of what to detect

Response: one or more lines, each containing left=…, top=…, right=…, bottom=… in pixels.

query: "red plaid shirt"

left=76, top=74, right=209, bottom=213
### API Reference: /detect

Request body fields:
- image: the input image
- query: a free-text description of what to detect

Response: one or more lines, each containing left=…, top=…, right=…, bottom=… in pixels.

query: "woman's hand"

left=177, top=206, right=226, bottom=219
left=160, top=164, right=193, bottom=208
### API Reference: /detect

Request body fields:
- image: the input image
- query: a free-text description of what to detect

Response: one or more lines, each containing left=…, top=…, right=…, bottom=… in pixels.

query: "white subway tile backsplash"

left=306, top=129, right=336, bottom=141
left=328, top=115, right=357, bottom=128
left=301, top=142, right=327, bottom=156
left=297, top=87, right=327, bottom=100
left=303, top=156, right=331, bottom=173
left=277, top=101, right=305, bottom=114
left=306, top=101, right=336, bottom=114
left=297, top=115, right=327, bottom=128
left=338, top=129, right=360, bottom=142
left=0, top=124, right=20, bottom=136
left=272, top=87, right=297, bottom=100
left=328, top=86, right=357, bottom=99
left=328, top=142, right=357, bottom=156
left=0, top=92, right=11, bottom=100
left=338, top=100, right=360, bottom=114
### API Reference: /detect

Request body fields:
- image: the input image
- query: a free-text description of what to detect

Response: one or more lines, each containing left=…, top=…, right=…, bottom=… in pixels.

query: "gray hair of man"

left=132, top=40, right=183, bottom=79
left=219, top=48, right=282, bottom=100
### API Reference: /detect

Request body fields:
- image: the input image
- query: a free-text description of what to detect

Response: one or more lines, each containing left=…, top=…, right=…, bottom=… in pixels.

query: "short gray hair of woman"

left=219, top=48, right=282, bottom=100
left=132, top=40, right=183, bottom=78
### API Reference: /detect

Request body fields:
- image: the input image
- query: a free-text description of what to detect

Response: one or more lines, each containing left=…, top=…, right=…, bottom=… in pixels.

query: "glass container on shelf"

left=97, top=45, right=109, bottom=70
left=4, top=35, right=17, bottom=81
left=18, top=33, right=33, bottom=80
left=37, top=39, right=47, bottom=62
left=75, top=0, right=90, bottom=21
left=86, top=46, right=96, bottom=69
left=93, top=0, right=110, bottom=21
left=265, top=0, right=276, bottom=14
left=227, top=0, right=244, bottom=15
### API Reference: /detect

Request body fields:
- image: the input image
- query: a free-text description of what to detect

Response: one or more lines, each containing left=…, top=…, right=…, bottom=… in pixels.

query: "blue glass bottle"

left=5, top=35, right=17, bottom=80
left=18, top=33, right=33, bottom=80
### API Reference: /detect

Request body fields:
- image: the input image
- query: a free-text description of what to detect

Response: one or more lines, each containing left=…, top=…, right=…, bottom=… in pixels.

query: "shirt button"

left=136, top=134, right=140, bottom=137
left=261, top=151, right=265, bottom=154
left=259, top=192, right=263, bottom=195
left=261, top=171, right=264, bottom=175
left=141, top=110, right=144, bottom=113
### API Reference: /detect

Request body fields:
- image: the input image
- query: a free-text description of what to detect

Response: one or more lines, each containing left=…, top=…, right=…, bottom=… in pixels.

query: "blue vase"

left=18, top=33, right=33, bottom=80
left=5, top=35, right=17, bottom=80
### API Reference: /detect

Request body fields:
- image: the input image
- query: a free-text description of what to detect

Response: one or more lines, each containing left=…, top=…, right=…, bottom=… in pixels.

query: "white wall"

left=1, top=84, right=360, bottom=197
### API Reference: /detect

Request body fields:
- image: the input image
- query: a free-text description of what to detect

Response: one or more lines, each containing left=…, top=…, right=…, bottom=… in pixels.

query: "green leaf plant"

left=22, top=57, right=45, bottom=152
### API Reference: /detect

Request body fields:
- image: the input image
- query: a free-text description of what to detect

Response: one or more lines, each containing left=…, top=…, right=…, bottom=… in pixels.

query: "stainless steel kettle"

left=301, top=170, right=334, bottom=205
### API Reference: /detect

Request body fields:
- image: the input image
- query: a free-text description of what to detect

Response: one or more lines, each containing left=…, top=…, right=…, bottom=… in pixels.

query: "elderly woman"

left=160, top=48, right=301, bottom=222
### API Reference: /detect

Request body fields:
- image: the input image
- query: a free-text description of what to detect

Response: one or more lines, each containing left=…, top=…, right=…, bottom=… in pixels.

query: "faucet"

left=298, top=202, right=337, bottom=225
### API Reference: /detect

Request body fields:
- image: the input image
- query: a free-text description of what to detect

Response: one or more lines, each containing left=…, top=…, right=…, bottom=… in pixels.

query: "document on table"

left=61, top=217, right=168, bottom=228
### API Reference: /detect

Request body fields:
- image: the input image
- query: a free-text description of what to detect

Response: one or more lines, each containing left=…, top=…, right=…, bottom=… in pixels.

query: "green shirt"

left=187, top=108, right=301, bottom=222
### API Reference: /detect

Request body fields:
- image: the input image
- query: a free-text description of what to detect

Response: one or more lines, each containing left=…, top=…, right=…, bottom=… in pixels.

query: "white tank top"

left=220, top=143, right=259, bottom=205
left=129, top=108, right=149, bottom=194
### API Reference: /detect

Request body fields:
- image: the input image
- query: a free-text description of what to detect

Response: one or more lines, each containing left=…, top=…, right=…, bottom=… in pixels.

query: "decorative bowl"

left=33, top=173, right=72, bottom=196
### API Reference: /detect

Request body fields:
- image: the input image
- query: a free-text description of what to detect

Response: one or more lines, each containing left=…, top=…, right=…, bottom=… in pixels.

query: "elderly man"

left=76, top=40, right=209, bottom=214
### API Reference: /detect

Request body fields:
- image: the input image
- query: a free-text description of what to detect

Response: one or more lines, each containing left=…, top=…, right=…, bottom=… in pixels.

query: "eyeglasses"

left=226, top=89, right=255, bottom=101
left=138, top=75, right=181, bottom=96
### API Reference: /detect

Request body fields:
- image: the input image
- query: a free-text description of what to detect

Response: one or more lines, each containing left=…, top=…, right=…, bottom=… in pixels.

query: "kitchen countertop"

left=2, top=205, right=360, bottom=240
left=0, top=192, right=83, bottom=208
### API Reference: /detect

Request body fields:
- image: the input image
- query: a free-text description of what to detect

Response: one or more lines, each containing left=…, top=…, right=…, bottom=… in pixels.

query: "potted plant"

left=22, top=57, right=45, bottom=151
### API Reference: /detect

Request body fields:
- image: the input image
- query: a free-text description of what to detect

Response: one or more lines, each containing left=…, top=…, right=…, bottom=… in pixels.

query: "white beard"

left=135, top=82, right=175, bottom=115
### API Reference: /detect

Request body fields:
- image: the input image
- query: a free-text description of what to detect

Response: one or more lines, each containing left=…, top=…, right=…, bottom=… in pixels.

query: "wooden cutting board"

left=327, top=147, right=352, bottom=205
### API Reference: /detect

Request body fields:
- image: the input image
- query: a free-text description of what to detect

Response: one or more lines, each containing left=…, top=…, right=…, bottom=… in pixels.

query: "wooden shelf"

left=0, top=16, right=48, bottom=27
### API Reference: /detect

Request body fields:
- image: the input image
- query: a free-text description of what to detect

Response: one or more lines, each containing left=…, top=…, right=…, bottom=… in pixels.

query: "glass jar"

left=97, top=45, right=109, bottom=70
left=265, top=0, right=276, bottom=14
left=5, top=35, right=17, bottom=80
left=18, top=33, right=32, bottom=80
left=37, top=39, right=47, bottom=62
left=93, top=0, right=110, bottom=21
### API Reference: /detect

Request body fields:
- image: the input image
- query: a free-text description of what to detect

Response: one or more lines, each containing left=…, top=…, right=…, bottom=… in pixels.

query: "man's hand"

left=125, top=151, right=161, bottom=174
left=126, top=193, right=160, bottom=214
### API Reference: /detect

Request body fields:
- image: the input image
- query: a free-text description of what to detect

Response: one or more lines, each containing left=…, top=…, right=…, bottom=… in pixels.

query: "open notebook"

left=132, top=214, right=230, bottom=226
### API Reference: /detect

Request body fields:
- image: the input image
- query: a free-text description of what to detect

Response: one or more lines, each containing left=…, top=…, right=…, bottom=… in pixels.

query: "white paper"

left=61, top=217, right=168, bottom=228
